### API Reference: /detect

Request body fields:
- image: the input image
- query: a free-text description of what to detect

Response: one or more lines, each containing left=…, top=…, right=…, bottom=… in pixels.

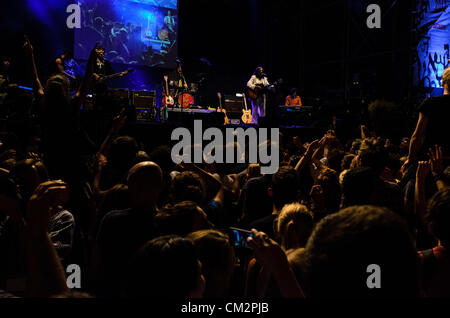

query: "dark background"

left=1, top=0, right=416, bottom=107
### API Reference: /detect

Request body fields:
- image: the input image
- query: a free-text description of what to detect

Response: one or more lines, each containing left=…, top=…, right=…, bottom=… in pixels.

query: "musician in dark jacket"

left=92, top=46, right=116, bottom=95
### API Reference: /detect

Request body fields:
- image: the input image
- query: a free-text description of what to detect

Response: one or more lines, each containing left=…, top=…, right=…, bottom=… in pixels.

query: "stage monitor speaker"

left=224, top=95, right=245, bottom=113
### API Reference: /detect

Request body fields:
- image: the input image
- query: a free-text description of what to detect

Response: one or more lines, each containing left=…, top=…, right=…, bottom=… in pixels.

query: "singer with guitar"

left=247, top=66, right=270, bottom=125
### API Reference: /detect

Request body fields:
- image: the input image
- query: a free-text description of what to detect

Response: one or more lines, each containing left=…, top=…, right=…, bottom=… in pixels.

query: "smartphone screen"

left=229, top=227, right=253, bottom=249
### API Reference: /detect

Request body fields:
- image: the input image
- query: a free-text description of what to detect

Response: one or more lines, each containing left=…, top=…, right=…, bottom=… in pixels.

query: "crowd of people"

left=0, top=38, right=450, bottom=299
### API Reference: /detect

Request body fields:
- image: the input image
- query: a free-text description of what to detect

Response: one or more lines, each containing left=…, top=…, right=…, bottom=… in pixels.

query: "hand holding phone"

left=229, top=227, right=254, bottom=249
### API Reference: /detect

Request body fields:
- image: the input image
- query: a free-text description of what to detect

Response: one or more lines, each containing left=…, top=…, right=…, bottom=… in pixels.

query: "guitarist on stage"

left=92, top=46, right=124, bottom=95
left=247, top=66, right=270, bottom=125
left=91, top=46, right=126, bottom=144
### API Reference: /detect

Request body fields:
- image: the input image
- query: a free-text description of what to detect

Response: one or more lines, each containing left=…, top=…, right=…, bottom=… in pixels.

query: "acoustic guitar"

left=217, top=92, right=229, bottom=125
left=241, top=93, right=252, bottom=124
left=247, top=84, right=266, bottom=101
left=247, top=79, right=282, bottom=101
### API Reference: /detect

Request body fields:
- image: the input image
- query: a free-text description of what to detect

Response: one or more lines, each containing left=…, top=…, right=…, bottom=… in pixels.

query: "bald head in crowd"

left=127, top=161, right=163, bottom=209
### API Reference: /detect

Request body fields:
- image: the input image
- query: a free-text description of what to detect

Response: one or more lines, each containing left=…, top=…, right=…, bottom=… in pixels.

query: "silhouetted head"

left=276, top=203, right=313, bottom=250
left=342, top=167, right=377, bottom=208
left=127, top=161, right=163, bottom=208
left=108, top=136, right=139, bottom=172
left=125, top=235, right=205, bottom=298
left=61, top=49, right=73, bottom=60
left=46, top=74, right=70, bottom=98
left=187, top=230, right=235, bottom=298
left=172, top=171, right=205, bottom=205
left=154, top=201, right=212, bottom=237
left=270, top=166, right=299, bottom=211
left=298, top=205, right=419, bottom=298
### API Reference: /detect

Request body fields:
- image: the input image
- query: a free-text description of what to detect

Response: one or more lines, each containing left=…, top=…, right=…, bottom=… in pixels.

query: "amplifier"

left=110, top=89, right=130, bottom=99
left=133, top=91, right=156, bottom=109
left=224, top=95, right=245, bottom=113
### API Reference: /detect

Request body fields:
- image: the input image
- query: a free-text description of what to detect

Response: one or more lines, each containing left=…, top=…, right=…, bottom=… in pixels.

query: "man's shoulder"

left=251, top=213, right=276, bottom=226
left=102, top=208, right=134, bottom=222
left=246, top=175, right=266, bottom=186
left=419, top=95, right=450, bottom=112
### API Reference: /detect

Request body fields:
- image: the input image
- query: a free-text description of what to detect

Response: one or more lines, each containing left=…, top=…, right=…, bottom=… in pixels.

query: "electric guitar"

left=241, top=92, right=253, bottom=124
left=162, top=75, right=175, bottom=107
left=217, top=92, right=229, bottom=125
left=144, top=16, right=153, bottom=39
left=95, top=68, right=134, bottom=82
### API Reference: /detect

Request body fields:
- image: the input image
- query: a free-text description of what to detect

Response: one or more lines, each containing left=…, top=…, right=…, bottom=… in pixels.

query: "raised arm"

left=407, top=113, right=429, bottom=164
left=55, top=58, right=76, bottom=80
left=429, top=145, right=447, bottom=190
left=23, top=35, right=44, bottom=97
left=415, top=161, right=430, bottom=226
left=25, top=181, right=70, bottom=297
left=294, top=140, right=319, bottom=175
left=74, top=43, right=100, bottom=105
left=247, top=230, right=305, bottom=298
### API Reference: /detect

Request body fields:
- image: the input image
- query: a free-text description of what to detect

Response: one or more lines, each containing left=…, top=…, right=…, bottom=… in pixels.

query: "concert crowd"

left=0, top=38, right=450, bottom=299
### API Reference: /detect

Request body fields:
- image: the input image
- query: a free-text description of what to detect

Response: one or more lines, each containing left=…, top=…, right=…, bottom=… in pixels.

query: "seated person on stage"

left=285, top=88, right=302, bottom=107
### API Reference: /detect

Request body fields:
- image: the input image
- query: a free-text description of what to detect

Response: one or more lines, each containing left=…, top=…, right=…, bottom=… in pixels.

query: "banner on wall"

left=415, top=0, right=450, bottom=92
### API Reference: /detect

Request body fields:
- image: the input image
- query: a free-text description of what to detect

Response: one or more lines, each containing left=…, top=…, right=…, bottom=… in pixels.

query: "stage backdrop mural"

left=74, top=0, right=178, bottom=68
left=415, top=0, right=450, bottom=95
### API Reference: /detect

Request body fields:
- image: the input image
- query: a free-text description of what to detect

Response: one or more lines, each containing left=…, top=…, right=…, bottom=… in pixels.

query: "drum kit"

left=172, top=83, right=199, bottom=109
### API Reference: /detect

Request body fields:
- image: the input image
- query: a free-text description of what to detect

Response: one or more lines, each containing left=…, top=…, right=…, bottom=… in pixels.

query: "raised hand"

left=111, top=109, right=128, bottom=134
left=247, top=229, right=288, bottom=272
left=310, top=184, right=324, bottom=203
left=93, top=152, right=107, bottom=172
left=416, top=161, right=431, bottom=185
left=26, top=181, right=70, bottom=235
left=428, top=145, right=444, bottom=176
left=23, top=35, right=34, bottom=56
left=0, top=149, right=16, bottom=162
left=304, top=140, right=319, bottom=158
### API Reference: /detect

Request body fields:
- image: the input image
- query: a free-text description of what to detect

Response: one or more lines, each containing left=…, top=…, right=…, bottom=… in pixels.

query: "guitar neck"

left=243, top=93, right=248, bottom=111
left=218, top=94, right=222, bottom=110
left=165, top=78, right=169, bottom=95
left=103, top=72, right=122, bottom=80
